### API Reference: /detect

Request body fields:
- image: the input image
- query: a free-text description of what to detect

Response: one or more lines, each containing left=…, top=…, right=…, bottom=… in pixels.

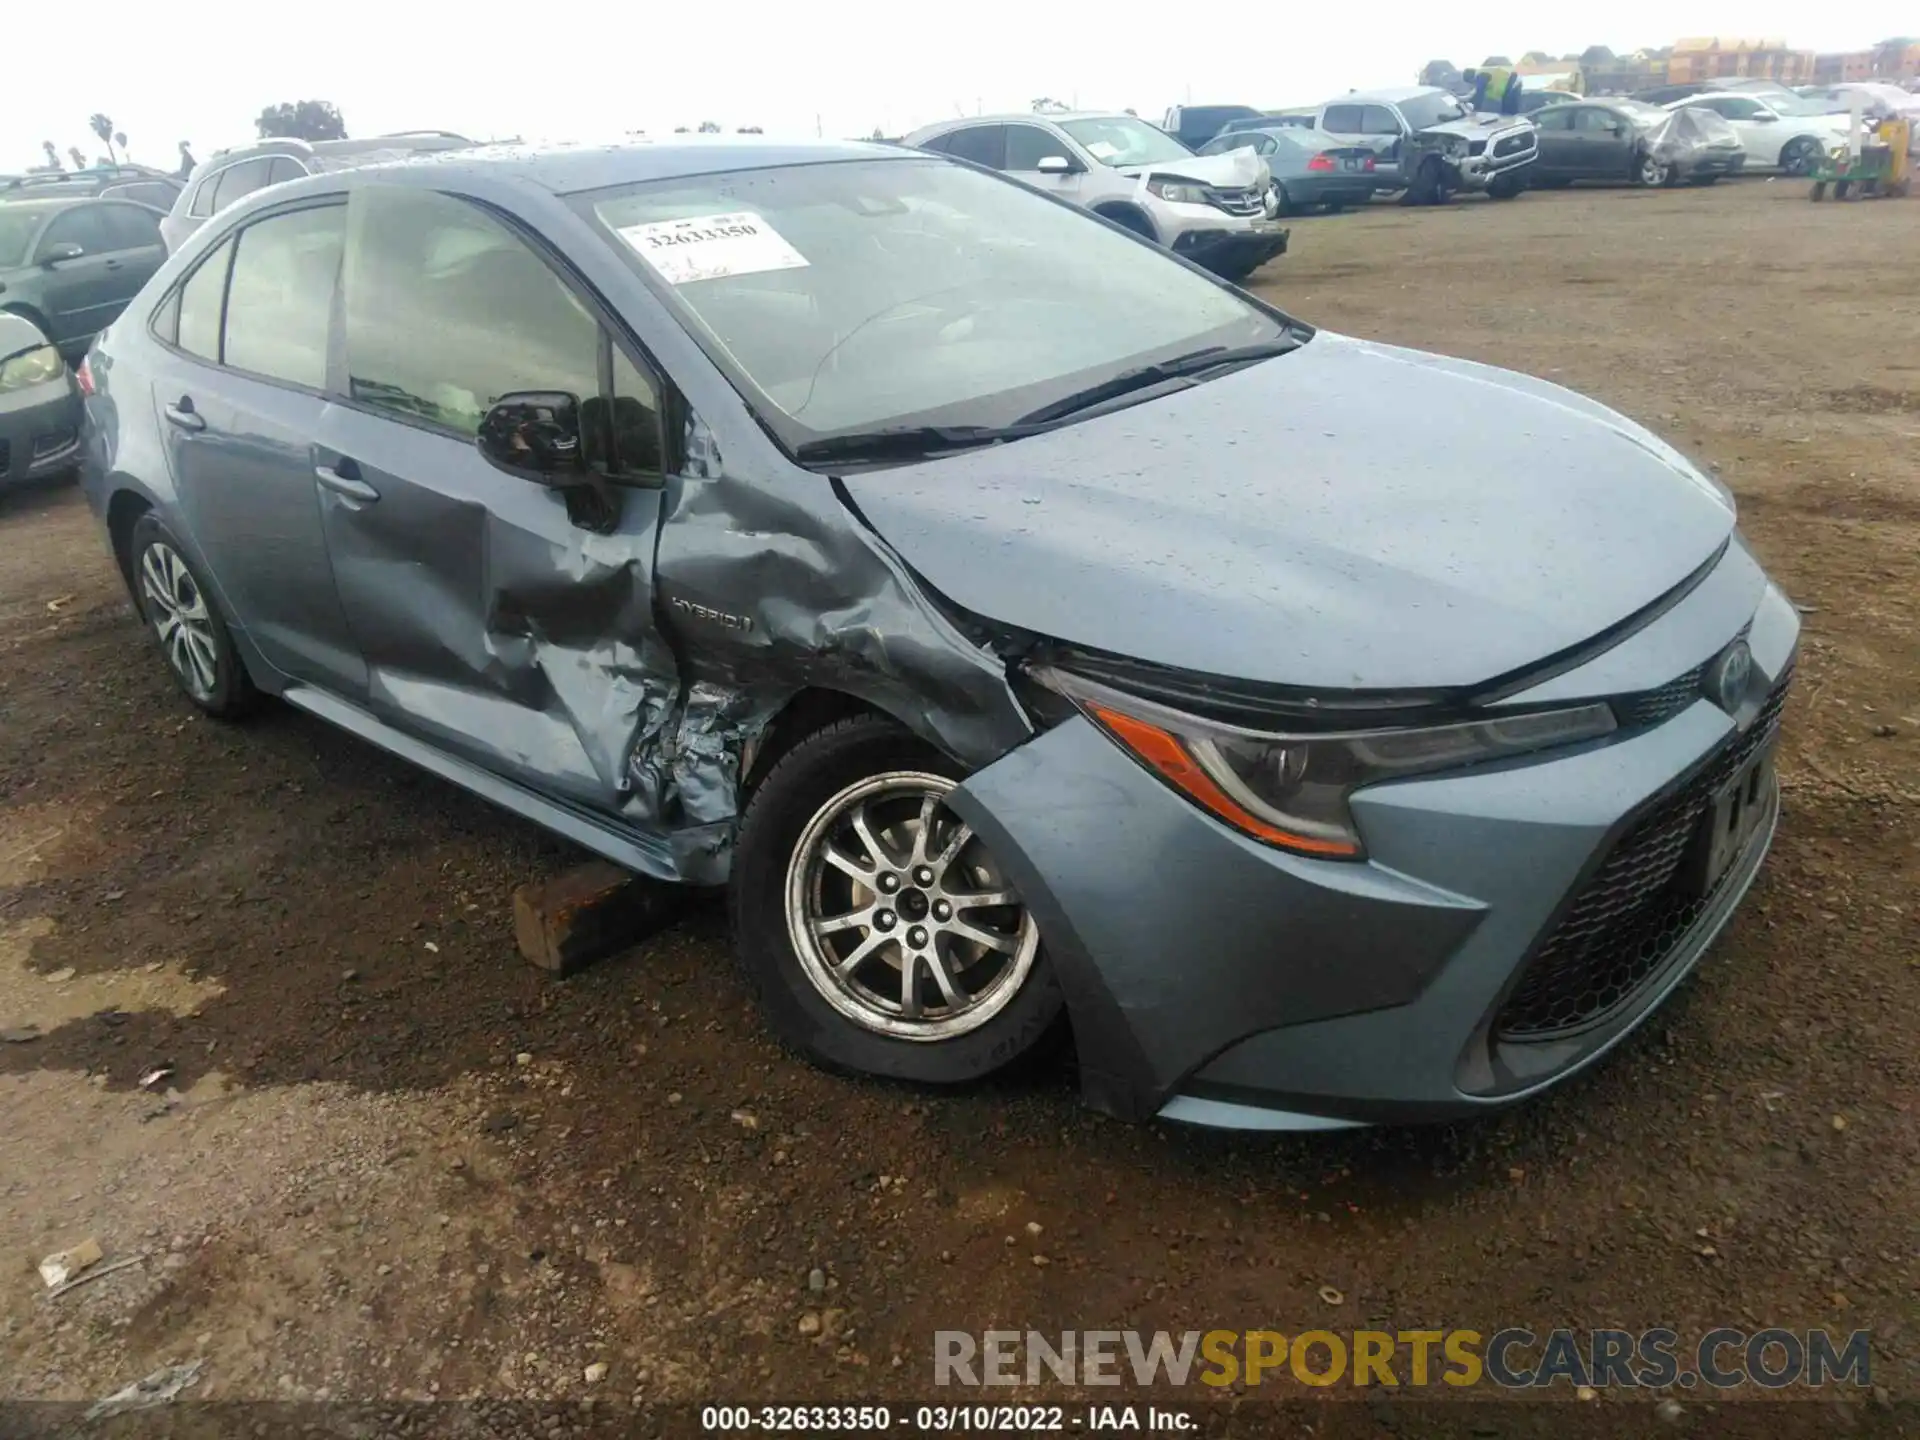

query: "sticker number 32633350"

left=617, top=212, right=810, bottom=286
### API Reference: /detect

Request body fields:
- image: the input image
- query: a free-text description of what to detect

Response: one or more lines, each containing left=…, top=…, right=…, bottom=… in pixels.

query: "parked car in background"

left=1219, top=108, right=1319, bottom=135
left=1632, top=82, right=1721, bottom=106
left=1198, top=127, right=1379, bottom=212
left=79, top=138, right=1798, bottom=1130
left=1160, top=104, right=1266, bottom=149
left=1315, top=87, right=1538, bottom=201
left=1531, top=100, right=1745, bottom=187
left=1517, top=89, right=1580, bottom=115
left=160, top=132, right=475, bottom=250
left=0, top=310, right=81, bottom=490
left=906, top=112, right=1287, bottom=280
left=0, top=197, right=168, bottom=359
left=3, top=165, right=182, bottom=212
left=1665, top=93, right=1847, bottom=175
left=1797, top=82, right=1920, bottom=120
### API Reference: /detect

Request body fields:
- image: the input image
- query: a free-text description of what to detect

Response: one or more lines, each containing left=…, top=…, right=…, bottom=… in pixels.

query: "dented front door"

left=312, top=184, right=677, bottom=818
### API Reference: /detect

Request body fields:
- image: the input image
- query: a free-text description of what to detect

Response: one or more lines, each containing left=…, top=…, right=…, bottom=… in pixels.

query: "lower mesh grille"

left=1493, top=668, right=1792, bottom=1040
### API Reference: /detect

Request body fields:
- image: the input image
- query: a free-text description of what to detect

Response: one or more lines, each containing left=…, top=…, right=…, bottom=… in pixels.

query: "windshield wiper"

left=1013, top=338, right=1303, bottom=428
left=793, top=424, right=1043, bottom=465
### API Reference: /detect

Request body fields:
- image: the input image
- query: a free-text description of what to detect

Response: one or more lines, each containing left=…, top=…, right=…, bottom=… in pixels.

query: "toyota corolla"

left=77, top=138, right=1796, bottom=1128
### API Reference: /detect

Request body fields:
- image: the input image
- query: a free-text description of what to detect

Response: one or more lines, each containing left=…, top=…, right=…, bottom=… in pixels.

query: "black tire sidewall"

left=729, top=715, right=1063, bottom=1086
left=130, top=514, right=251, bottom=717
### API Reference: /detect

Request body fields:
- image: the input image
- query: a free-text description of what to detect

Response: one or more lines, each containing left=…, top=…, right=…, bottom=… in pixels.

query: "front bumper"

left=1170, top=222, right=1290, bottom=274
left=951, top=542, right=1799, bottom=1128
left=1455, top=136, right=1539, bottom=188
left=0, top=376, right=83, bottom=488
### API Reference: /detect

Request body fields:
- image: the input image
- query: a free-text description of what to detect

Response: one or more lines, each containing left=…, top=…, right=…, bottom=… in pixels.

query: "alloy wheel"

left=140, top=541, right=219, bottom=702
left=1639, top=157, right=1670, bottom=187
left=784, top=771, right=1039, bottom=1042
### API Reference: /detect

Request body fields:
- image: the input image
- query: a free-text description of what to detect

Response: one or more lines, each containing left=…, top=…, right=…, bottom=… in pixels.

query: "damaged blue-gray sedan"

left=77, top=138, right=1796, bottom=1130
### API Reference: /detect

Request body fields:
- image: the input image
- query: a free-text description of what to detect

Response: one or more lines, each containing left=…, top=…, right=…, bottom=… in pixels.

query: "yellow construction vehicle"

left=1810, top=114, right=1913, bottom=200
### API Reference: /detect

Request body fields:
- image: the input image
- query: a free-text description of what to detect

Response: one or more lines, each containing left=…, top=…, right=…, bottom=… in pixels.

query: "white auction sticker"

left=617, top=212, right=809, bottom=285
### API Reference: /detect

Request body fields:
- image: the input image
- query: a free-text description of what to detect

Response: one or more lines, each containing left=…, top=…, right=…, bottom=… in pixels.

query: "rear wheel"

left=129, top=514, right=255, bottom=718
left=730, top=714, right=1063, bottom=1085
left=1270, top=185, right=1294, bottom=217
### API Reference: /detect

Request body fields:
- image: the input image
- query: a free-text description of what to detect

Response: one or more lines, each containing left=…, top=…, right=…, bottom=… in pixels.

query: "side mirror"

left=477, top=392, right=588, bottom=485
left=1036, top=154, right=1078, bottom=174
left=40, top=241, right=85, bottom=266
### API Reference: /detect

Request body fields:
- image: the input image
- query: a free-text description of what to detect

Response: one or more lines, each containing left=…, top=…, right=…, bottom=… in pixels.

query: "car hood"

left=1421, top=113, right=1535, bottom=140
left=1109, top=148, right=1267, bottom=190
left=842, top=334, right=1737, bottom=692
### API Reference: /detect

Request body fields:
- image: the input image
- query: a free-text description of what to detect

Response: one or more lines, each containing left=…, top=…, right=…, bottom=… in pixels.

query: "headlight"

left=0, top=344, right=64, bottom=393
left=1147, top=179, right=1210, bottom=204
left=1037, top=668, right=1616, bottom=859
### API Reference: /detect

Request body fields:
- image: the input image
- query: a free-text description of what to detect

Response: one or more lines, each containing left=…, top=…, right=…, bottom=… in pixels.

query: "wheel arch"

left=106, top=488, right=154, bottom=600
left=1089, top=201, right=1158, bottom=242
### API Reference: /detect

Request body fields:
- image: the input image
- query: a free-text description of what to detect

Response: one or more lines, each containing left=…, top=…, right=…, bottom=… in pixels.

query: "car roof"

left=1332, top=87, right=1437, bottom=105
left=341, top=137, right=923, bottom=194
left=922, top=112, right=1135, bottom=128
left=0, top=196, right=88, bottom=217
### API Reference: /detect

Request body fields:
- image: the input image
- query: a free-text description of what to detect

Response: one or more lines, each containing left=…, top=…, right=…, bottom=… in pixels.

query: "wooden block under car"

left=512, top=861, right=683, bottom=976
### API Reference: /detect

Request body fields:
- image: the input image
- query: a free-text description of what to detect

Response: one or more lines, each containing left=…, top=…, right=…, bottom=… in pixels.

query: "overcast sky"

left=4, top=2, right=1905, bottom=170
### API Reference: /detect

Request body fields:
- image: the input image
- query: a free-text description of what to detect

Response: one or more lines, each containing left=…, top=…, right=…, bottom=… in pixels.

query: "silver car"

left=80, top=139, right=1794, bottom=1130
left=905, top=112, right=1288, bottom=281
left=159, top=132, right=474, bottom=252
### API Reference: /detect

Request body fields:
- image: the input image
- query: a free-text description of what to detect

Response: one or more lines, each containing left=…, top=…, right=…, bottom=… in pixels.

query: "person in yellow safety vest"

left=1469, top=66, right=1523, bottom=116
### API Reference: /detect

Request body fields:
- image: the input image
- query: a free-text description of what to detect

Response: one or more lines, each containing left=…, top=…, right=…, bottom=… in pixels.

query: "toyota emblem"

left=1706, top=640, right=1754, bottom=717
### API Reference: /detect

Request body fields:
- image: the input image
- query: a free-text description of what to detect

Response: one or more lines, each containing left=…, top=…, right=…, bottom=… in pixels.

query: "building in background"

left=1667, top=37, right=1817, bottom=86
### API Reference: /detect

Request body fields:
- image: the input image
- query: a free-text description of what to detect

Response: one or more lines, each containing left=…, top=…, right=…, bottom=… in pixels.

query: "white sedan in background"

left=1668, top=92, right=1850, bottom=175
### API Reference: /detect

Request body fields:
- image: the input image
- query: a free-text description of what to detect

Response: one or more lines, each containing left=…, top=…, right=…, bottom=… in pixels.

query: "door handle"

left=104, top=259, right=124, bottom=271
left=163, top=398, right=205, bottom=432
left=314, top=460, right=379, bottom=504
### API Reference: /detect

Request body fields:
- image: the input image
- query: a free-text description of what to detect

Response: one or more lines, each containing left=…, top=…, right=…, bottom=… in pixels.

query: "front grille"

left=1493, top=133, right=1532, bottom=159
left=1616, top=664, right=1707, bottom=728
left=1206, top=186, right=1264, bottom=216
left=1494, top=666, right=1793, bottom=1040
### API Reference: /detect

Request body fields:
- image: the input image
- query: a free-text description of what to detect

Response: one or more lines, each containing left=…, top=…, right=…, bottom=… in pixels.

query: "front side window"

left=343, top=185, right=599, bottom=436
left=98, top=203, right=164, bottom=251
left=223, top=204, right=345, bottom=389
left=38, top=206, right=119, bottom=259
left=1057, top=117, right=1191, bottom=166
left=1573, top=108, right=1618, bottom=133
left=1360, top=106, right=1403, bottom=136
left=1004, top=125, right=1069, bottom=171
left=176, top=238, right=234, bottom=361
left=1535, top=107, right=1575, bottom=132
left=584, top=157, right=1290, bottom=449
left=0, top=209, right=44, bottom=267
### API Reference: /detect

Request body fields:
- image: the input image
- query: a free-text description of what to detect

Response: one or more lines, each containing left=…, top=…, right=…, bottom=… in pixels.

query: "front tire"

left=1781, top=136, right=1824, bottom=177
left=1636, top=155, right=1671, bottom=187
left=130, top=514, right=255, bottom=718
left=730, top=714, right=1063, bottom=1085
left=1486, top=173, right=1526, bottom=199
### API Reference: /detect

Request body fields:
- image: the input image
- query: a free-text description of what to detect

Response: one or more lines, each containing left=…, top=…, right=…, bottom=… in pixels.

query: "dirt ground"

left=1, top=178, right=1915, bottom=1433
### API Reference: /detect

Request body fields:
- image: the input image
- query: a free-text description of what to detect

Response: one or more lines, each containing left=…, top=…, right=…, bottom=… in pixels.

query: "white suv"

left=904, top=112, right=1288, bottom=281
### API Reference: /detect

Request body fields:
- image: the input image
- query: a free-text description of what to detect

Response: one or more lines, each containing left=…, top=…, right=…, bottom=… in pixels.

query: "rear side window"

left=342, top=186, right=599, bottom=437
left=222, top=204, right=345, bottom=389
left=1535, top=107, right=1576, bottom=131
left=940, top=125, right=1007, bottom=169
left=97, top=204, right=163, bottom=251
left=188, top=175, right=218, bottom=218
left=211, top=158, right=274, bottom=212
left=266, top=156, right=307, bottom=187
left=1322, top=105, right=1364, bottom=133
left=176, top=238, right=234, bottom=361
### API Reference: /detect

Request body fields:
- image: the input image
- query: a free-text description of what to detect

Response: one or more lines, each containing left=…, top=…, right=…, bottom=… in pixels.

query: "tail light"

left=1307, top=154, right=1335, bottom=172
left=74, top=357, right=96, bottom=396
left=1364, top=156, right=1377, bottom=170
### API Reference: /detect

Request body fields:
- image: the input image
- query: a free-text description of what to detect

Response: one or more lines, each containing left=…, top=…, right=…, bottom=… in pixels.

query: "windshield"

left=0, top=209, right=41, bottom=267
left=1398, top=92, right=1471, bottom=129
left=1753, top=93, right=1824, bottom=116
left=1058, top=117, right=1194, bottom=167
left=583, top=158, right=1289, bottom=451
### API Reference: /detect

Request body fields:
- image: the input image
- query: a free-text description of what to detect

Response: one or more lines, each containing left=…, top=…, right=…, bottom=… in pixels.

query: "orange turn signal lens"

left=1087, top=704, right=1361, bottom=858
